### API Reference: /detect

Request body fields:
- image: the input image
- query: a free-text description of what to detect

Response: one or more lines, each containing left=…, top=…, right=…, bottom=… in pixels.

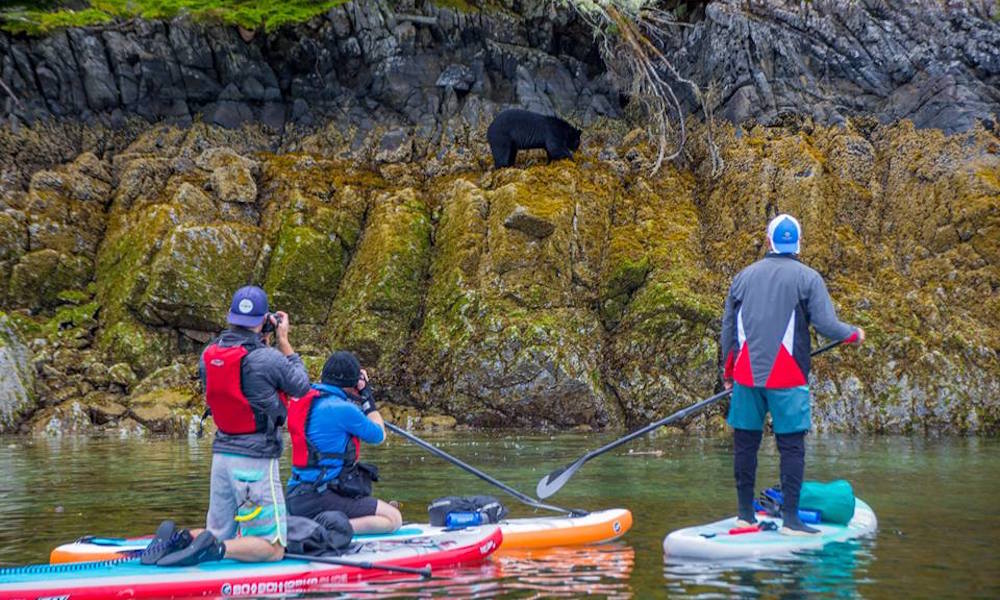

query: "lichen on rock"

left=136, top=223, right=264, bottom=330
left=0, top=313, right=35, bottom=432
left=326, top=187, right=433, bottom=382
left=1, top=114, right=996, bottom=435
left=410, top=165, right=622, bottom=428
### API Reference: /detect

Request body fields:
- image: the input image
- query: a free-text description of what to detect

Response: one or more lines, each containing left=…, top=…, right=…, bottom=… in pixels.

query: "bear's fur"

left=487, top=109, right=582, bottom=169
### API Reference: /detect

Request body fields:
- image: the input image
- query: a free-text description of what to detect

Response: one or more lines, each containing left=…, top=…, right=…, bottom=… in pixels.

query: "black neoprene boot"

left=781, top=513, right=820, bottom=535
left=734, top=429, right=763, bottom=525
left=156, top=531, right=226, bottom=567
left=141, top=520, right=193, bottom=565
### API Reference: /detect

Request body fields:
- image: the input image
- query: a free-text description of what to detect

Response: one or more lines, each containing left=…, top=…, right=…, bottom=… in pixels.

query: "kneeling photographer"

left=148, top=286, right=311, bottom=567
left=285, top=350, right=403, bottom=535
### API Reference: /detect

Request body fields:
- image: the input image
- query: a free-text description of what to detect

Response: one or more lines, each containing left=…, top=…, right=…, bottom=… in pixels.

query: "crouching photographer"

left=284, top=350, right=403, bottom=534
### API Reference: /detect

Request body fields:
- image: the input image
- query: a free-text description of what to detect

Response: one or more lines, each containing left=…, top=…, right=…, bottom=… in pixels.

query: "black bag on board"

left=286, top=511, right=354, bottom=556
left=330, top=462, right=380, bottom=498
left=427, top=495, right=508, bottom=526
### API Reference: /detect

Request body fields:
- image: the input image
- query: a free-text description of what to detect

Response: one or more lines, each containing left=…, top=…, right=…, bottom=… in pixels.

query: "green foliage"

left=0, top=7, right=111, bottom=34
left=1, top=0, right=347, bottom=36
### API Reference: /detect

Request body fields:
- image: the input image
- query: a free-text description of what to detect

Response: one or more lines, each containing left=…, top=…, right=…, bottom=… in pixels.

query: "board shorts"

left=286, top=485, right=379, bottom=520
left=206, top=453, right=287, bottom=546
left=728, top=384, right=811, bottom=434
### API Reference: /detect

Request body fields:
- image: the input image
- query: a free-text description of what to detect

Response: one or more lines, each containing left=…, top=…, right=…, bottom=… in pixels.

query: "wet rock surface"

left=0, top=313, right=33, bottom=430
left=668, top=1, right=1000, bottom=132
left=0, top=0, right=620, bottom=138
left=1, top=1, right=997, bottom=139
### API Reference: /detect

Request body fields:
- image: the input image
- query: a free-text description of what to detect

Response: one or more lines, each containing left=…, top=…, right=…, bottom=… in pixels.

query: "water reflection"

left=2, top=434, right=999, bottom=598
left=293, top=544, right=634, bottom=598
left=664, top=537, right=877, bottom=598
left=496, top=544, right=634, bottom=598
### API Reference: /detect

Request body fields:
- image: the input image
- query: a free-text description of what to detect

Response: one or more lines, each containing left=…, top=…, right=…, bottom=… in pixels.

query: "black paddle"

left=536, top=339, right=846, bottom=499
left=386, top=422, right=587, bottom=517
left=285, top=552, right=431, bottom=578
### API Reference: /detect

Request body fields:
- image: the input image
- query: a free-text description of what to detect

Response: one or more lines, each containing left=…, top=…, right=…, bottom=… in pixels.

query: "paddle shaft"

left=578, top=388, right=733, bottom=464
left=386, top=422, right=580, bottom=515
left=563, top=339, right=845, bottom=475
left=285, top=552, right=431, bottom=577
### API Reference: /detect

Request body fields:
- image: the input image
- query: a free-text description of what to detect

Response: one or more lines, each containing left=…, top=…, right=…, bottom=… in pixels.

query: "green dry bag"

left=799, top=480, right=856, bottom=525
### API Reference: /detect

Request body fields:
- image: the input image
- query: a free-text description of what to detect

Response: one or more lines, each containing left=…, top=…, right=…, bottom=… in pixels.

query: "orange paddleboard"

left=51, top=509, right=632, bottom=564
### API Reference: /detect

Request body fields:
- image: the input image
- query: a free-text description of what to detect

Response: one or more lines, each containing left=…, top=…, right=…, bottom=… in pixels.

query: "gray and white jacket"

left=720, top=254, right=858, bottom=389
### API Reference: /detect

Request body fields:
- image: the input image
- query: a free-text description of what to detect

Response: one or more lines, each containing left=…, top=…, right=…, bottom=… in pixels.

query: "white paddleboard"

left=663, top=498, right=877, bottom=561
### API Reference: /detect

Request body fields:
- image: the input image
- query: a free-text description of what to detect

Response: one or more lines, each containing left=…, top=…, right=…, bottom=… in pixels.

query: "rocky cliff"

left=1, top=116, right=996, bottom=435
left=0, top=0, right=997, bottom=435
left=1, top=1, right=997, bottom=137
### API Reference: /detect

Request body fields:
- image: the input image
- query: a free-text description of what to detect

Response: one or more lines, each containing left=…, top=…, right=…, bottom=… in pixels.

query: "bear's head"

left=567, top=126, right=582, bottom=152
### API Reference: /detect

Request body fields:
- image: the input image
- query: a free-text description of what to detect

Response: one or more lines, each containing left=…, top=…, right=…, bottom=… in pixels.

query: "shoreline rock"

left=0, top=115, right=993, bottom=436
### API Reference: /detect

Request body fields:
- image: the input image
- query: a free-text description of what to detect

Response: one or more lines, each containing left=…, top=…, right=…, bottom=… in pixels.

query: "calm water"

left=1, top=432, right=998, bottom=598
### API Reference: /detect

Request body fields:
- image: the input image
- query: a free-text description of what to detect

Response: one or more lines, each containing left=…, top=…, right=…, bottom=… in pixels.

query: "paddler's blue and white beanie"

left=767, top=214, right=801, bottom=254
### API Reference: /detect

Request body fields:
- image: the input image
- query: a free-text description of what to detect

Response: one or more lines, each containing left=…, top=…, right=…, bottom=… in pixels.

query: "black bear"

left=487, top=109, right=582, bottom=169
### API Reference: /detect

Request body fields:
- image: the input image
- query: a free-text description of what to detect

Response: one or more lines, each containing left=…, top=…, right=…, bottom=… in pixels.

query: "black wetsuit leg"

left=776, top=431, right=808, bottom=524
left=734, top=428, right=763, bottom=521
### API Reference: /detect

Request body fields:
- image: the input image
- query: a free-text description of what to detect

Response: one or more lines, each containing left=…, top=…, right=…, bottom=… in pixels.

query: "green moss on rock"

left=0, top=211, right=27, bottom=264
left=264, top=218, right=346, bottom=324
left=7, top=118, right=997, bottom=435
left=410, top=167, right=622, bottom=428
left=327, top=188, right=432, bottom=377
left=135, top=223, right=263, bottom=330
left=98, top=319, right=174, bottom=378
left=129, top=388, right=198, bottom=409
left=8, top=249, right=92, bottom=311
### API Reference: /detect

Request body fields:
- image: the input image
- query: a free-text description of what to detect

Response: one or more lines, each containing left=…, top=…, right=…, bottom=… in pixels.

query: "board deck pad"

left=663, top=499, right=877, bottom=561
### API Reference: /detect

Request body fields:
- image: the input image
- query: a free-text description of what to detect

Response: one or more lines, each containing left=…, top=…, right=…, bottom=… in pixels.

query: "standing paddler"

left=720, top=215, right=865, bottom=535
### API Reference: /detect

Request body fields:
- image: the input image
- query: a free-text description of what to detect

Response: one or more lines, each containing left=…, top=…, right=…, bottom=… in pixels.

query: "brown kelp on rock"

left=0, top=119, right=996, bottom=435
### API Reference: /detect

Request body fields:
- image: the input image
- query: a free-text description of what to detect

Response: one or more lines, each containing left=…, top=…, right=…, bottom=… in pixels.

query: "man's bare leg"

left=348, top=500, right=403, bottom=534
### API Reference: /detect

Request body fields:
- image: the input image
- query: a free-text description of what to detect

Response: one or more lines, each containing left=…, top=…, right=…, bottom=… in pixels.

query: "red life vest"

left=203, top=343, right=268, bottom=435
left=287, top=388, right=361, bottom=470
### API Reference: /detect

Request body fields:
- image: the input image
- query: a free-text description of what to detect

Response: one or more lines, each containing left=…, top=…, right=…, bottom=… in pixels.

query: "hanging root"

left=562, top=0, right=723, bottom=176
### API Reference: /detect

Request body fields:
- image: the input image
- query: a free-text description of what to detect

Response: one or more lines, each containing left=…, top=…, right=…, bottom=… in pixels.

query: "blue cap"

left=767, top=214, right=801, bottom=254
left=227, top=285, right=269, bottom=328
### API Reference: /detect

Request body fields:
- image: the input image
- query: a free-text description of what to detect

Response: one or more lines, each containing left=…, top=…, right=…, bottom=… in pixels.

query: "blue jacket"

left=287, top=384, right=385, bottom=491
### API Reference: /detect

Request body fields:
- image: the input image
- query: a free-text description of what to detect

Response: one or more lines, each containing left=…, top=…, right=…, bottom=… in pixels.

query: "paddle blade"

left=535, top=461, right=581, bottom=499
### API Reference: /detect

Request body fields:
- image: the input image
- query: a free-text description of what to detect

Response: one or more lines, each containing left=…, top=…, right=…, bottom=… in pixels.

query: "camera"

left=261, top=312, right=282, bottom=334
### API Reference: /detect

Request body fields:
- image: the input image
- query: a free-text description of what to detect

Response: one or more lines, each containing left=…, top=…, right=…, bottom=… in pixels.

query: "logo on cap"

left=238, top=299, right=254, bottom=314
